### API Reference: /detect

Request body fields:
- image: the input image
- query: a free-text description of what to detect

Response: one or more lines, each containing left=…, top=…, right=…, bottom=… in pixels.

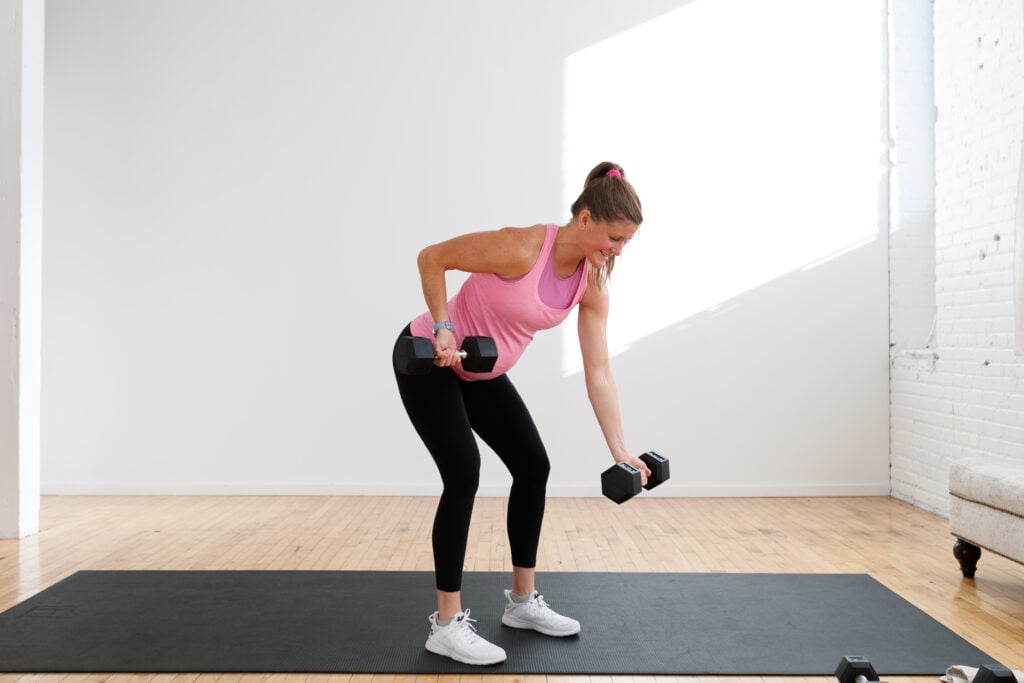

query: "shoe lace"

left=516, top=589, right=557, bottom=618
left=451, top=609, right=485, bottom=643
left=521, top=591, right=552, bottom=613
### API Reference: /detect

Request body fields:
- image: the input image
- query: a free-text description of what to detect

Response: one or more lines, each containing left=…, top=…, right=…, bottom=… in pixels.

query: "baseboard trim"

left=42, top=480, right=892, bottom=497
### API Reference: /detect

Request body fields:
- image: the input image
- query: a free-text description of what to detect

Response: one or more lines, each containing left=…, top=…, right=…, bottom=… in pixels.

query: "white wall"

left=891, top=0, right=1024, bottom=514
left=1, top=0, right=43, bottom=538
left=43, top=0, right=891, bottom=497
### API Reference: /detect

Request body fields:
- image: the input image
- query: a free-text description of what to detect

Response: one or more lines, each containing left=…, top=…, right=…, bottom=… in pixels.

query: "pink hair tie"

left=605, top=169, right=622, bottom=178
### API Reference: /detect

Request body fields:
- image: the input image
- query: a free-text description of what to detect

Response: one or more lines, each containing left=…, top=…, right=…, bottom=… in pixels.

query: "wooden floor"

left=0, top=495, right=1021, bottom=683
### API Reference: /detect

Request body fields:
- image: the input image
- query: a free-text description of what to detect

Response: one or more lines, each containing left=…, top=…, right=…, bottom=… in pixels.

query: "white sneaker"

left=425, top=609, right=507, bottom=665
left=501, top=589, right=581, bottom=637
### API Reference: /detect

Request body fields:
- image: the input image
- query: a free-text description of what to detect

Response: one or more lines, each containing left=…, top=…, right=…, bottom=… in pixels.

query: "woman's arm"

left=416, top=226, right=542, bottom=364
left=577, top=282, right=651, bottom=483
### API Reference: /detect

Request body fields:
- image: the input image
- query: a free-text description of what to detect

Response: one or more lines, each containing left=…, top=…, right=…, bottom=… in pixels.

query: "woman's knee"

left=441, top=467, right=480, bottom=499
left=511, top=452, right=549, bottom=487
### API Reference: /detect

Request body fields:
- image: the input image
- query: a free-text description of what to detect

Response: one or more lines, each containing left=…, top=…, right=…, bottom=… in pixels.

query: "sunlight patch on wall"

left=561, top=0, right=886, bottom=375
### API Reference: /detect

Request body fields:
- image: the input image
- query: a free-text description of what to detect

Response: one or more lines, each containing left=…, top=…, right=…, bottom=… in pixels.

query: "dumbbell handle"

left=435, top=350, right=468, bottom=361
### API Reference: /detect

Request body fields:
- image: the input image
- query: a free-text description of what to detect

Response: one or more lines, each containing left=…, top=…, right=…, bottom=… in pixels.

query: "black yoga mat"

left=0, top=570, right=1000, bottom=674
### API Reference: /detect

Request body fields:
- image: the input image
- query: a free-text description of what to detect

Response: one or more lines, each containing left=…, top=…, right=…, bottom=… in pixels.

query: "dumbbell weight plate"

left=394, top=336, right=436, bottom=375
left=834, top=656, right=879, bottom=683
left=639, top=451, right=670, bottom=490
left=460, top=336, right=498, bottom=373
left=974, top=665, right=1017, bottom=683
left=601, top=462, right=642, bottom=504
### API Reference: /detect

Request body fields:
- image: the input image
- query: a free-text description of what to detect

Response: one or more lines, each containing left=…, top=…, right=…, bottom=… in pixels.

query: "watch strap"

left=432, top=320, right=454, bottom=335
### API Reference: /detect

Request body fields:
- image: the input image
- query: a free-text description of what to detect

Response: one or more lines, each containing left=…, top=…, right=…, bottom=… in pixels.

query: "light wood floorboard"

left=0, top=495, right=1021, bottom=683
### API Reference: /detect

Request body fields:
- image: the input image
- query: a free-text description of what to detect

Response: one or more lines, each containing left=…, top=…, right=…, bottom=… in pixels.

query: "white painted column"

left=888, top=0, right=936, bottom=353
left=0, top=0, right=43, bottom=539
left=1016, top=10, right=1024, bottom=356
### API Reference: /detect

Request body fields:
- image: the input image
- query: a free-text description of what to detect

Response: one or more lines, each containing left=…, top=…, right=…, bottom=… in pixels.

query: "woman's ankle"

left=436, top=588, right=462, bottom=621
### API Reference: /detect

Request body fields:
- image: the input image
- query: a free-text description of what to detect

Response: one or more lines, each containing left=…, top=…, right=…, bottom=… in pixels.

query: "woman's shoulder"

left=468, top=224, right=548, bottom=280
left=498, top=223, right=549, bottom=242
left=496, top=223, right=548, bottom=254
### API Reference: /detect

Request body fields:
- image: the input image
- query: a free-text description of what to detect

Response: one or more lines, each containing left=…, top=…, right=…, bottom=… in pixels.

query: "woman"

left=392, top=161, right=649, bottom=666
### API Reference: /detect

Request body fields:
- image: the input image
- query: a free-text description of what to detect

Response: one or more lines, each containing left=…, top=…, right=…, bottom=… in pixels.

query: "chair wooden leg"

left=954, top=539, right=981, bottom=578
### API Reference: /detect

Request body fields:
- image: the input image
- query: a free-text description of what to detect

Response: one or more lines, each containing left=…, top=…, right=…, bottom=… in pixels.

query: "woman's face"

left=584, top=215, right=639, bottom=269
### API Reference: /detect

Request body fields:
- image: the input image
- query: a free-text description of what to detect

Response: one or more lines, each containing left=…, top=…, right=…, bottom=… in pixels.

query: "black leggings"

left=393, top=326, right=550, bottom=592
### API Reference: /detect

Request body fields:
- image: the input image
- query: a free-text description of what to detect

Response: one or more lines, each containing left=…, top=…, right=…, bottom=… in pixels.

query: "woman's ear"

left=577, top=209, right=592, bottom=230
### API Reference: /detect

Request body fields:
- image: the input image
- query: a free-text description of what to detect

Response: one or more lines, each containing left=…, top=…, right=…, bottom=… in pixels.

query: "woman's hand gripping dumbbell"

left=601, top=451, right=670, bottom=504
left=393, top=334, right=499, bottom=375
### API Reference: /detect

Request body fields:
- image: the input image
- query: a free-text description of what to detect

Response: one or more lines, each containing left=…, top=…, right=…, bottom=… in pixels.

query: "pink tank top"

left=410, top=224, right=589, bottom=381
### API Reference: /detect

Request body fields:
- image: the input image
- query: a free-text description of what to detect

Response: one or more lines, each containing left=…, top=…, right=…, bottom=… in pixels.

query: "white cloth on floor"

left=943, top=665, right=1024, bottom=683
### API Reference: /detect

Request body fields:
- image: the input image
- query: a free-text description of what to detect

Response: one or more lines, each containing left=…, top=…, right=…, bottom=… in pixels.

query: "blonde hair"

left=570, top=161, right=643, bottom=287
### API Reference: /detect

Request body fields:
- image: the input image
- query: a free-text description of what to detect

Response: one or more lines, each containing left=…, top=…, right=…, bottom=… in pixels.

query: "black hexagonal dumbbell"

left=835, top=656, right=887, bottom=683
left=974, top=665, right=1017, bottom=683
left=393, top=335, right=498, bottom=376
left=601, top=451, right=670, bottom=504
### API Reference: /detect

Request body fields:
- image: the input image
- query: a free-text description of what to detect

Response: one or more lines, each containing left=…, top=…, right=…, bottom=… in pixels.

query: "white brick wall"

left=890, top=0, right=1024, bottom=515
